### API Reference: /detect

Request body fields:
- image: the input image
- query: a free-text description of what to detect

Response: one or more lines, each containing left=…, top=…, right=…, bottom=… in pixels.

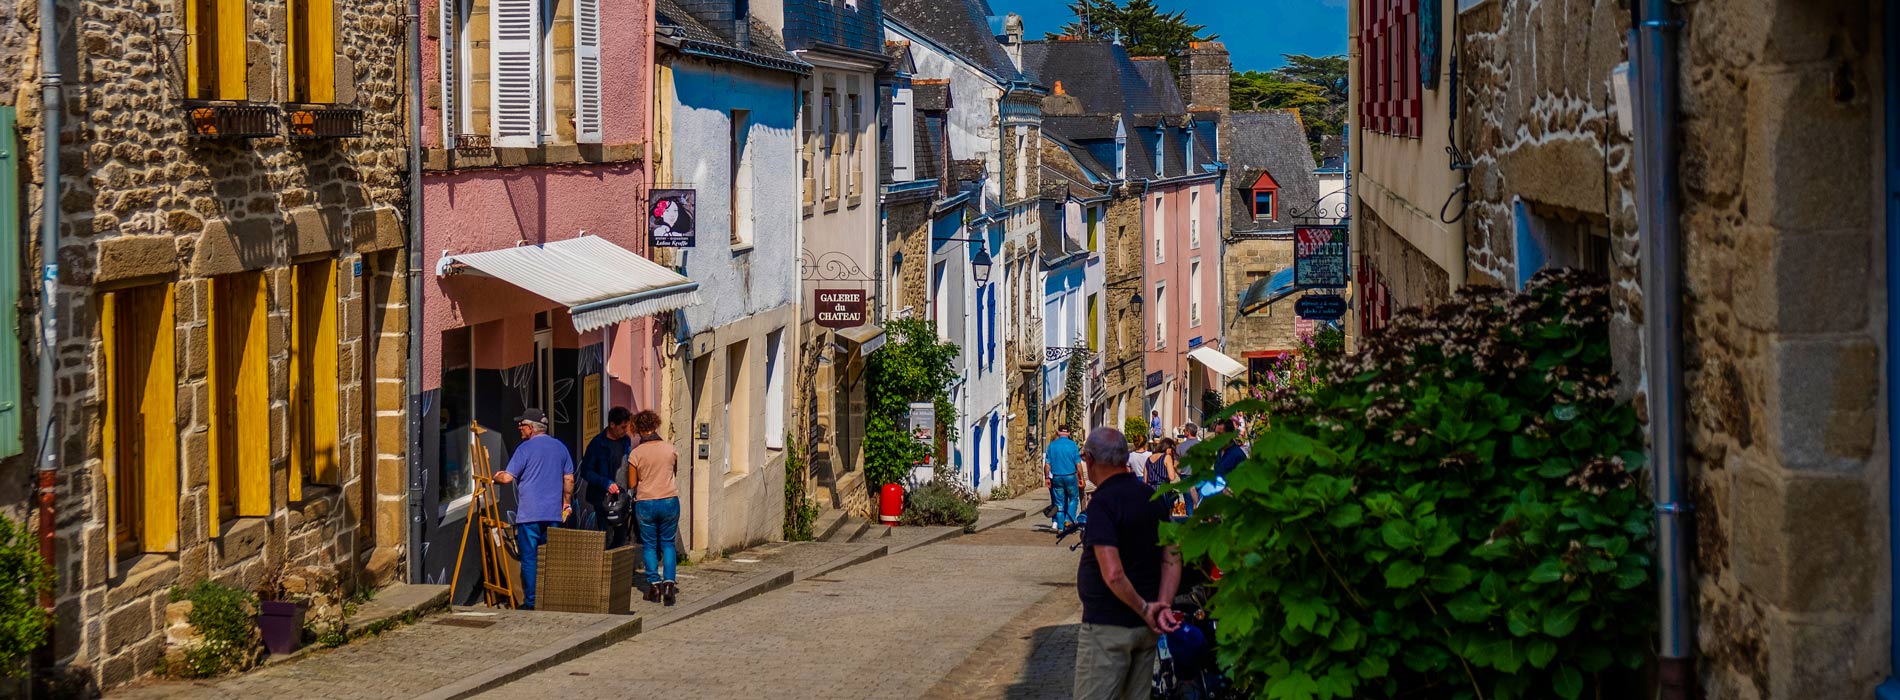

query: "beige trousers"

left=1073, top=622, right=1158, bottom=700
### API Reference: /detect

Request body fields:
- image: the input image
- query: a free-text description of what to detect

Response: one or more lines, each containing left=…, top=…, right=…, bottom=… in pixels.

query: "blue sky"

left=994, top=0, right=1349, bottom=72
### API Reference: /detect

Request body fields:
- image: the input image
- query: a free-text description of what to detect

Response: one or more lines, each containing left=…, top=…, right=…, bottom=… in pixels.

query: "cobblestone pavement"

left=474, top=516, right=1079, bottom=700
left=109, top=540, right=864, bottom=700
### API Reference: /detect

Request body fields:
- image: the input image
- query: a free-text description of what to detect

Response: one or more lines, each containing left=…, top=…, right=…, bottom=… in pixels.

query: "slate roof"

left=1229, top=110, right=1322, bottom=231
left=1020, top=41, right=1174, bottom=117
left=1039, top=197, right=1085, bottom=266
left=1129, top=58, right=1187, bottom=114
left=781, top=0, right=886, bottom=56
left=1030, top=39, right=1222, bottom=184
left=886, top=0, right=1024, bottom=84
left=658, top=0, right=809, bottom=74
left=913, top=80, right=952, bottom=112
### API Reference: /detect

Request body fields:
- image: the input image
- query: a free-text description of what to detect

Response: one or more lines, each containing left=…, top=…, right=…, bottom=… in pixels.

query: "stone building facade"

left=1452, top=0, right=1893, bottom=697
left=22, top=0, right=411, bottom=687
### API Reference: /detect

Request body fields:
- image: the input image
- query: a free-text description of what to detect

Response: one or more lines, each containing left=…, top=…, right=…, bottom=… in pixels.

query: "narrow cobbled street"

left=474, top=517, right=1081, bottom=700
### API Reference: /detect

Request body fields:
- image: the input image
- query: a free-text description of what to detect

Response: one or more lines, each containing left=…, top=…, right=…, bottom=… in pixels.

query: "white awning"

left=1187, top=346, right=1248, bottom=379
left=435, top=235, right=702, bottom=332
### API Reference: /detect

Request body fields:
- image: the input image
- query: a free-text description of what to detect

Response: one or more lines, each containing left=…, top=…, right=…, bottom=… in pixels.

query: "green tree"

left=1233, top=54, right=1350, bottom=157
left=864, top=318, right=960, bottom=488
left=1049, top=0, right=1214, bottom=71
left=0, top=515, right=51, bottom=679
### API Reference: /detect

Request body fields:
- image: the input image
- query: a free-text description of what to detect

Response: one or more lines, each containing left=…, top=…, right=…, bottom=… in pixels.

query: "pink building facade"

left=415, top=0, right=675, bottom=598
left=1143, top=174, right=1224, bottom=435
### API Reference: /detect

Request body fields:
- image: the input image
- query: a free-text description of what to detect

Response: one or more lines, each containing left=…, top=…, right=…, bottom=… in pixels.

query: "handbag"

left=601, top=489, right=633, bottom=528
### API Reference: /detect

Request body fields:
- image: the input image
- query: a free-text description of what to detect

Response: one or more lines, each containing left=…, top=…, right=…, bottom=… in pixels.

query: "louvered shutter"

left=490, top=0, right=541, bottom=147
left=891, top=88, right=913, bottom=181
left=0, top=108, right=19, bottom=459
left=574, top=0, right=602, bottom=143
left=440, top=0, right=458, bottom=143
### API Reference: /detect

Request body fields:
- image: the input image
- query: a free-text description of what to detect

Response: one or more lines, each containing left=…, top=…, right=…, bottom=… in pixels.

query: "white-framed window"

left=1189, top=258, right=1202, bottom=327
left=1154, top=283, right=1167, bottom=348
left=730, top=109, right=754, bottom=247
left=1153, top=195, right=1165, bottom=263
left=446, top=0, right=600, bottom=147
left=1189, top=189, right=1200, bottom=248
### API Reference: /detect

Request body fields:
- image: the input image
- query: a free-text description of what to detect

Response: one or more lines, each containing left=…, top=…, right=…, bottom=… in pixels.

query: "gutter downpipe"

left=1633, top=0, right=1691, bottom=697
left=35, top=0, right=61, bottom=613
left=1882, top=3, right=1900, bottom=699
left=404, top=0, right=426, bottom=583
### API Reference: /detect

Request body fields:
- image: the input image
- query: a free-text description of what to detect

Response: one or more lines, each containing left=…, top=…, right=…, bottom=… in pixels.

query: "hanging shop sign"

left=815, top=289, right=867, bottom=329
left=649, top=189, right=697, bottom=248
left=1294, top=226, right=1350, bottom=288
left=1295, top=294, right=1349, bottom=321
left=908, top=402, right=936, bottom=445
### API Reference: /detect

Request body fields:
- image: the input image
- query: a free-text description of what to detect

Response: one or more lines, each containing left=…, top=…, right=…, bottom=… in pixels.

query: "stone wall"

left=1100, top=186, right=1146, bottom=419
left=1220, top=238, right=1298, bottom=356
left=1453, top=0, right=1892, bottom=697
left=33, top=0, right=410, bottom=688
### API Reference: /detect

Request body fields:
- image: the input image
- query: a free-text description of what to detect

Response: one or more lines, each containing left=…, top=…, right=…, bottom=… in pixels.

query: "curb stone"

left=648, top=568, right=795, bottom=629
left=413, top=614, right=644, bottom=700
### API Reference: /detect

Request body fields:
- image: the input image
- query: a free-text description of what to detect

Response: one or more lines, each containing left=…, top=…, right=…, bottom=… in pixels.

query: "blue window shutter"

left=0, top=107, right=22, bottom=457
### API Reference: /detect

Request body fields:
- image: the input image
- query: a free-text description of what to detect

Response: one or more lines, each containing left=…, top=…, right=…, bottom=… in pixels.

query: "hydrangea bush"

left=1170, top=271, right=1654, bottom=700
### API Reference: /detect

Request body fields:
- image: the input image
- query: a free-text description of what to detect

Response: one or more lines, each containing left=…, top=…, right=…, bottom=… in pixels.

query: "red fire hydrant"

left=879, top=483, right=904, bottom=526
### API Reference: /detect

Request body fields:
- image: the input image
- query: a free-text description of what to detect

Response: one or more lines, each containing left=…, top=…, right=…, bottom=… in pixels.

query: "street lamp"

left=971, top=247, right=993, bottom=285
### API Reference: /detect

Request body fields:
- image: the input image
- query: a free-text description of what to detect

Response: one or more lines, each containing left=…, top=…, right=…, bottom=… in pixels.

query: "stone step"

left=840, top=521, right=874, bottom=543
left=811, top=509, right=850, bottom=542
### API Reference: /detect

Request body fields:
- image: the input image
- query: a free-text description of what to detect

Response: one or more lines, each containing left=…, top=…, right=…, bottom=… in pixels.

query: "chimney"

left=1002, top=13, right=1024, bottom=71
left=1178, top=41, right=1230, bottom=113
left=1043, top=80, right=1082, bottom=116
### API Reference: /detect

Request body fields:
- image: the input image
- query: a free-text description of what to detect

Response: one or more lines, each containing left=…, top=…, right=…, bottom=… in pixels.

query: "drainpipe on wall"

left=1881, top=4, right=1900, bottom=699
left=1632, top=0, right=1690, bottom=697
left=35, top=0, right=63, bottom=613
left=404, top=0, right=427, bottom=584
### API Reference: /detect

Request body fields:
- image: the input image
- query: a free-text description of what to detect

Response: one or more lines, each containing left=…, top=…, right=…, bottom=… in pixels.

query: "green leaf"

left=1384, top=560, right=1425, bottom=589
left=1356, top=653, right=1390, bottom=679
left=1613, top=565, right=1648, bottom=590
left=1553, top=664, right=1583, bottom=700
left=1527, top=638, right=1558, bottom=668
left=1382, top=520, right=1419, bottom=549
left=1542, top=603, right=1582, bottom=638
left=1446, top=591, right=1494, bottom=623
left=1327, top=504, right=1364, bottom=528
left=1267, top=669, right=1321, bottom=700
left=1429, top=564, right=1475, bottom=593
left=1282, top=593, right=1327, bottom=632
left=1529, top=560, right=1566, bottom=583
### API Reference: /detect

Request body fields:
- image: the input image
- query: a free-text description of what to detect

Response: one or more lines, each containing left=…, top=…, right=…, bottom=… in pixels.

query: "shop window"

left=103, top=284, right=179, bottom=560
left=288, top=0, right=336, bottom=103
left=1358, top=0, right=1422, bottom=138
left=187, top=0, right=248, bottom=100
left=210, top=272, right=270, bottom=534
left=291, top=260, right=341, bottom=501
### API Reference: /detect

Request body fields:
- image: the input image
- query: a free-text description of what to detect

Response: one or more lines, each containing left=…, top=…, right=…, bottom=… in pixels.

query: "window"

left=932, top=261, right=948, bottom=340
left=210, top=272, right=270, bottom=530
left=1189, top=190, right=1200, bottom=248
left=1086, top=293, right=1099, bottom=351
left=822, top=89, right=839, bottom=203
left=1183, top=125, right=1194, bottom=174
left=1153, top=196, right=1165, bottom=263
left=1359, top=0, right=1422, bottom=138
left=1513, top=200, right=1612, bottom=289
left=1253, top=189, right=1277, bottom=219
left=1086, top=207, right=1099, bottom=251
left=1014, top=128, right=1028, bottom=200
left=1154, top=129, right=1165, bottom=177
left=1246, top=351, right=1287, bottom=386
left=187, top=0, right=248, bottom=100
left=802, top=90, right=816, bottom=207
left=288, top=0, right=335, bottom=102
left=764, top=329, right=785, bottom=450
left=725, top=340, right=751, bottom=476
left=291, top=261, right=341, bottom=500
left=1189, top=259, right=1203, bottom=327
left=441, top=0, right=600, bottom=146
left=847, top=91, right=863, bottom=198
left=1154, top=283, right=1167, bottom=348
left=731, top=109, right=754, bottom=247
left=103, top=284, right=179, bottom=561
left=1115, top=136, right=1127, bottom=179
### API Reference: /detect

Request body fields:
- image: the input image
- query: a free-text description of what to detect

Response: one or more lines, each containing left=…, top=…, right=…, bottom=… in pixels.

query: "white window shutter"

left=491, top=0, right=541, bottom=147
left=573, top=0, right=602, bottom=144
left=891, top=88, right=914, bottom=181
left=439, top=0, right=458, bottom=143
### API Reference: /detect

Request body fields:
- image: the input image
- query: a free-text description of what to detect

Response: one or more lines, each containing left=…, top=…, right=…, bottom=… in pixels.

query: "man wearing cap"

left=1045, top=425, right=1083, bottom=531
left=491, top=408, right=573, bottom=610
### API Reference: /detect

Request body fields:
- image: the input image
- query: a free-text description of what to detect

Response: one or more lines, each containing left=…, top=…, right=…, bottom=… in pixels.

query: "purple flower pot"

left=256, top=600, right=306, bottom=655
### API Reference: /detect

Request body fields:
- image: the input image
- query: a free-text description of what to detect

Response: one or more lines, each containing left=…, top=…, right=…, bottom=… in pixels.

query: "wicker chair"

left=533, top=528, right=637, bottom=614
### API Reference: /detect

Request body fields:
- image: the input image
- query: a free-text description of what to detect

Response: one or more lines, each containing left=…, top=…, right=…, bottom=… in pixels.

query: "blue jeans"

left=1051, top=476, right=1081, bottom=528
left=636, top=497, right=680, bottom=585
left=515, top=521, right=554, bottom=609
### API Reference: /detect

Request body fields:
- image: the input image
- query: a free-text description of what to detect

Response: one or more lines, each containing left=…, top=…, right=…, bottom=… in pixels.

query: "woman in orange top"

left=626, top=410, right=681, bottom=605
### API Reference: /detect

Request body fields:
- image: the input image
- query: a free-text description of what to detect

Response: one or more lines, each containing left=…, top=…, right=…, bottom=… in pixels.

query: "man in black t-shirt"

left=1074, top=427, right=1183, bottom=700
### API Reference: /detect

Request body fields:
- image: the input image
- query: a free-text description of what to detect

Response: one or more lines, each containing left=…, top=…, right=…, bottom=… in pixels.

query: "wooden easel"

left=449, top=421, right=520, bottom=608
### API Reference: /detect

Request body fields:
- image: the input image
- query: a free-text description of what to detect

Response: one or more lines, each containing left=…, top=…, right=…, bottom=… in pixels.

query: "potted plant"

left=254, top=568, right=307, bottom=656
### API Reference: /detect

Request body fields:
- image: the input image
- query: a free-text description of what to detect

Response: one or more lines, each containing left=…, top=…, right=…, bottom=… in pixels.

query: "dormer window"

left=1183, top=123, right=1194, bottom=174
left=1249, top=170, right=1281, bottom=220
left=1115, top=137, right=1127, bottom=178
left=1153, top=129, right=1164, bottom=177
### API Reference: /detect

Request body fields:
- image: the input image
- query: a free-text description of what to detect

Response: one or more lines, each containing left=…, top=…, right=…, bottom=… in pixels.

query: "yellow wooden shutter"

left=100, top=292, right=119, bottom=573
left=290, top=0, right=336, bottom=102
left=215, top=0, right=247, bottom=100
left=145, top=286, right=178, bottom=553
left=206, top=281, right=222, bottom=538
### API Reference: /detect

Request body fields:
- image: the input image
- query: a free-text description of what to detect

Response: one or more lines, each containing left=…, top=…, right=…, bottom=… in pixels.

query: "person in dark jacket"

left=577, top=407, right=634, bottom=548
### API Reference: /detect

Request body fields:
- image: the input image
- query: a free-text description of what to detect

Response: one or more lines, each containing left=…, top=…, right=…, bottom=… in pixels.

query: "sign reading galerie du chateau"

left=649, top=189, right=697, bottom=248
left=815, top=289, right=866, bottom=329
left=1294, top=226, right=1350, bottom=288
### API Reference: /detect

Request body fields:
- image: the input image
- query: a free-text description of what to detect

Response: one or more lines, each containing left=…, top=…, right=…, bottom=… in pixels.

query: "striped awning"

left=435, top=235, right=702, bottom=332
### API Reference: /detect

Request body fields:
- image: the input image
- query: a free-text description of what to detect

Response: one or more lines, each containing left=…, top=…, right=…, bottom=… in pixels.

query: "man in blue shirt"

left=577, top=407, right=634, bottom=548
left=1211, top=419, right=1248, bottom=479
left=1044, top=425, right=1083, bottom=530
left=491, top=408, right=573, bottom=610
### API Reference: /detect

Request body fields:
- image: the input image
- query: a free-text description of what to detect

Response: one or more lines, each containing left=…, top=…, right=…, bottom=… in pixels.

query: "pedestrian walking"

left=1149, top=410, right=1163, bottom=441
left=490, top=408, right=573, bottom=611
left=1147, top=438, right=1179, bottom=489
left=577, top=407, right=635, bottom=549
left=1211, top=419, right=1248, bottom=479
left=626, top=410, right=682, bottom=606
left=1074, top=427, right=1183, bottom=700
left=1045, top=425, right=1084, bottom=530
left=1176, top=423, right=1201, bottom=467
